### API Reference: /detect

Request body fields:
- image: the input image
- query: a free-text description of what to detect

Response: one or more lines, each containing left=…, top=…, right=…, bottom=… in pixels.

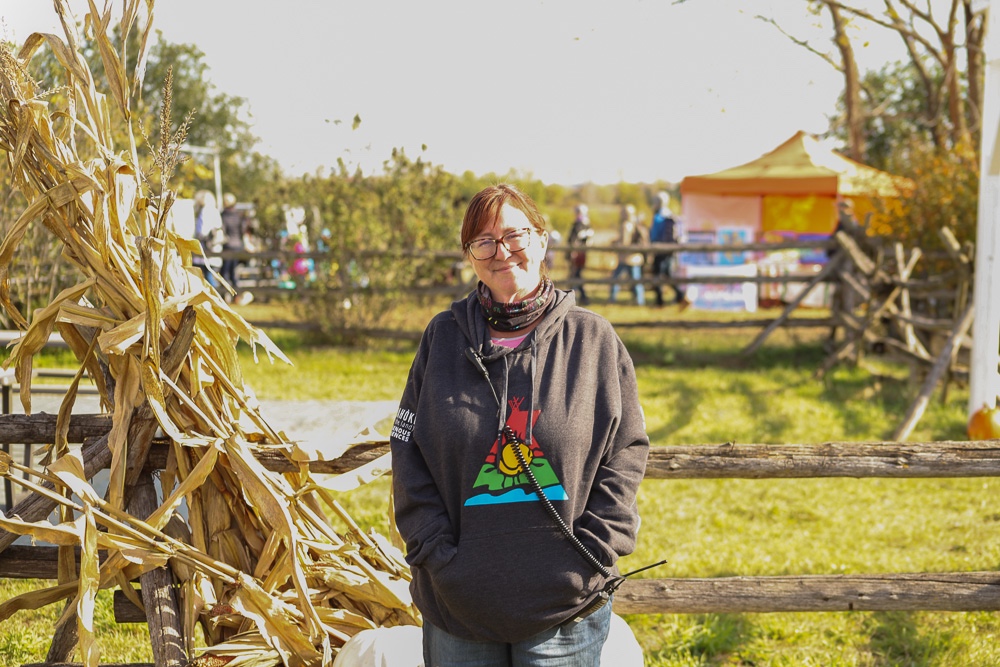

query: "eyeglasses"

left=465, top=228, right=534, bottom=260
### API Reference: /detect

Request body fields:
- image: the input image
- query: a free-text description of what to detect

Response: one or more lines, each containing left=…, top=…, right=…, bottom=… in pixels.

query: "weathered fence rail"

left=1, top=413, right=998, bottom=622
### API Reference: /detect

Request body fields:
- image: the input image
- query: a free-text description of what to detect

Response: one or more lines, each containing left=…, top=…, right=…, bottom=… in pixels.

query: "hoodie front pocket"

left=430, top=527, right=606, bottom=642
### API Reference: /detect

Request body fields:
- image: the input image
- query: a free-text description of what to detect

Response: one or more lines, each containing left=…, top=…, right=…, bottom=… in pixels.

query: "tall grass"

left=3, top=302, right=995, bottom=666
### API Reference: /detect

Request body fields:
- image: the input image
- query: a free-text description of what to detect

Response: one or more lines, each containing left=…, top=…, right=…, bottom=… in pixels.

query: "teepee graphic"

left=464, top=397, right=568, bottom=506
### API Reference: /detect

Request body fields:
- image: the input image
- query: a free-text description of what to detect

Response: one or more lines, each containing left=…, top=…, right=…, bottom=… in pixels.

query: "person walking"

left=608, top=204, right=646, bottom=305
left=649, top=191, right=687, bottom=308
left=219, top=193, right=249, bottom=302
left=389, top=183, right=649, bottom=666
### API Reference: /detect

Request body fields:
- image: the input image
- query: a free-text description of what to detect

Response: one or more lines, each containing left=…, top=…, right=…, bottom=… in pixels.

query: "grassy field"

left=1, top=299, right=996, bottom=666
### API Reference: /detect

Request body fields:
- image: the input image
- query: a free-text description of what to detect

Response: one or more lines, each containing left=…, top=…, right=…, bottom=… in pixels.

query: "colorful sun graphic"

left=464, top=397, right=567, bottom=507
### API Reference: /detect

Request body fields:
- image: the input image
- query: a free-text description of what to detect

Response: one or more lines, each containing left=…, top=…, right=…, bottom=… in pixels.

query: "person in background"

left=609, top=204, right=646, bottom=305
left=545, top=225, right=562, bottom=272
left=288, top=234, right=314, bottom=285
left=566, top=204, right=594, bottom=305
left=219, top=194, right=247, bottom=297
left=390, top=183, right=649, bottom=666
left=649, top=191, right=687, bottom=308
left=193, top=190, right=223, bottom=290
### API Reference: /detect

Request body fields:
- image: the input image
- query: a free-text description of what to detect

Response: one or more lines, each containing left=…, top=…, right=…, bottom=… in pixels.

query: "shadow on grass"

left=625, top=328, right=973, bottom=444
left=624, top=335, right=828, bottom=374
left=865, top=611, right=952, bottom=667
left=630, top=334, right=831, bottom=445
left=637, top=613, right=758, bottom=666
left=644, top=382, right=705, bottom=444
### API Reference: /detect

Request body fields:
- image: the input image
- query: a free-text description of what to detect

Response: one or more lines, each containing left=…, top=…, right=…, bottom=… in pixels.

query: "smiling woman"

left=390, top=183, right=651, bottom=666
left=462, top=187, right=551, bottom=323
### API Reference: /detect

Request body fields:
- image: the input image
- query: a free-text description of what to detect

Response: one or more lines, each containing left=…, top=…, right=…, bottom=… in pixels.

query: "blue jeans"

left=609, top=264, right=645, bottom=305
left=196, top=262, right=219, bottom=289
left=422, top=600, right=612, bottom=667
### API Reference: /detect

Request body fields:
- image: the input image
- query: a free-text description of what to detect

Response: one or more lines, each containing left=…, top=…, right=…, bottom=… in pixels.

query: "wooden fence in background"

left=214, top=239, right=841, bottom=301
left=1, top=413, right=998, bottom=629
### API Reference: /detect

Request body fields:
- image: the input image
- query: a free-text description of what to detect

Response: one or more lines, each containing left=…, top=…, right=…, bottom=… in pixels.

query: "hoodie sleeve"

left=389, top=325, right=457, bottom=574
left=575, top=338, right=650, bottom=566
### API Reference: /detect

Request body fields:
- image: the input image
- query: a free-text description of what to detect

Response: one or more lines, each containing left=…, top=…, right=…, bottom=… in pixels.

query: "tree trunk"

left=963, top=0, right=986, bottom=150
left=828, top=3, right=866, bottom=159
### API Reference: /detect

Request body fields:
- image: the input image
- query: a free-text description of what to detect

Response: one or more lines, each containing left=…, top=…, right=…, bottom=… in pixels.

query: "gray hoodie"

left=389, top=288, right=649, bottom=643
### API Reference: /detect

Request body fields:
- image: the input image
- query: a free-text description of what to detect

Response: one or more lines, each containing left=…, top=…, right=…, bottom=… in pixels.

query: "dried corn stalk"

left=0, top=2, right=416, bottom=666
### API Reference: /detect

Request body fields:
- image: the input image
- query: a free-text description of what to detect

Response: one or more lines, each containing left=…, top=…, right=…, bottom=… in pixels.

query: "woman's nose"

left=494, top=241, right=514, bottom=259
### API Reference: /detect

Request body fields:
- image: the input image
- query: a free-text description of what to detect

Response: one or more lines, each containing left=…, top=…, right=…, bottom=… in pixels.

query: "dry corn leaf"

left=192, top=632, right=283, bottom=667
left=106, top=354, right=142, bottom=508
left=76, top=504, right=100, bottom=667
left=6, top=278, right=95, bottom=413
left=47, top=443, right=98, bottom=506
left=138, top=236, right=163, bottom=366
left=0, top=580, right=79, bottom=623
left=0, top=3, right=421, bottom=662
left=311, top=453, right=392, bottom=494
left=0, top=189, right=50, bottom=328
left=0, top=512, right=85, bottom=546
left=229, top=573, right=323, bottom=667
left=146, top=441, right=221, bottom=531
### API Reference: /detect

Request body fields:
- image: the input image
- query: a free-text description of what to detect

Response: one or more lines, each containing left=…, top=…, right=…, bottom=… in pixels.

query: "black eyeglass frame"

left=464, top=228, right=535, bottom=260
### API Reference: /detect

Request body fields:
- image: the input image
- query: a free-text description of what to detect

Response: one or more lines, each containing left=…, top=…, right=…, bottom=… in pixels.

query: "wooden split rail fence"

left=1, top=413, right=999, bottom=662
left=214, top=239, right=843, bottom=303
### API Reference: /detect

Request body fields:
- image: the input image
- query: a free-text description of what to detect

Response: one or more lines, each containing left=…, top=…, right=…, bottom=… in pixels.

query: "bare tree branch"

left=754, top=14, right=842, bottom=71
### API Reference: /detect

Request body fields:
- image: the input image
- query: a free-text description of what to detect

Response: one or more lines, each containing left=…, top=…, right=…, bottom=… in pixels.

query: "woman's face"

left=469, top=204, right=548, bottom=303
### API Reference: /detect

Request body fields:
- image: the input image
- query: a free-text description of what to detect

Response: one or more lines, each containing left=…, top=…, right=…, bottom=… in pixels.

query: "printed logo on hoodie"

left=390, top=408, right=416, bottom=443
left=465, top=397, right=567, bottom=507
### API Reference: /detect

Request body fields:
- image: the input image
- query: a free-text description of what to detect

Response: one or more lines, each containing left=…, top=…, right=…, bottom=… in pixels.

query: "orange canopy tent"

left=679, top=131, right=913, bottom=236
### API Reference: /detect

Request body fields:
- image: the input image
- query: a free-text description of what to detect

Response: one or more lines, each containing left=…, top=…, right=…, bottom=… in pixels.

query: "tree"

left=758, top=1, right=985, bottom=254
left=138, top=36, right=278, bottom=199
left=758, top=2, right=866, bottom=159
left=1, top=23, right=278, bottom=323
left=762, top=0, right=986, bottom=157
left=23, top=27, right=274, bottom=200
left=834, top=56, right=982, bottom=181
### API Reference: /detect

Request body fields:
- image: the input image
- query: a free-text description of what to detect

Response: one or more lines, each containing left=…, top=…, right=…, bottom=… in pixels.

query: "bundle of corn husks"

left=0, top=2, right=416, bottom=666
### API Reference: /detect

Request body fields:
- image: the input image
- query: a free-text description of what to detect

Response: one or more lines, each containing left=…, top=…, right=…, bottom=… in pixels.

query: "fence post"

left=0, top=368, right=12, bottom=511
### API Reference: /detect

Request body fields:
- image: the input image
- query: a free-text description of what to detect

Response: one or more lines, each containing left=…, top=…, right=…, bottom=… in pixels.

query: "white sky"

left=1, top=0, right=907, bottom=185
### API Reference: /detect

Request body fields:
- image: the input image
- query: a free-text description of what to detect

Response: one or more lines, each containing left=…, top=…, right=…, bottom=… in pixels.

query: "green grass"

left=2, top=302, right=996, bottom=666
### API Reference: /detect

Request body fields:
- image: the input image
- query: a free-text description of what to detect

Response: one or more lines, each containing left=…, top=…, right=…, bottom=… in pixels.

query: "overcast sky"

left=1, top=0, right=906, bottom=185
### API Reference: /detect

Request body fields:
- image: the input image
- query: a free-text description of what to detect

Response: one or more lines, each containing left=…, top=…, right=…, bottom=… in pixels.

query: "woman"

left=608, top=204, right=646, bottom=305
left=389, top=184, right=649, bottom=666
left=193, top=190, right=224, bottom=289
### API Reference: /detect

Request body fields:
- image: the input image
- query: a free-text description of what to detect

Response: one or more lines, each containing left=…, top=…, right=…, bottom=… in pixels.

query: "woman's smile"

left=470, top=205, right=547, bottom=303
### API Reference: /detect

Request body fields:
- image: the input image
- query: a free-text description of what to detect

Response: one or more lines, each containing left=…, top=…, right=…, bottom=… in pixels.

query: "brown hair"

left=461, top=184, right=548, bottom=252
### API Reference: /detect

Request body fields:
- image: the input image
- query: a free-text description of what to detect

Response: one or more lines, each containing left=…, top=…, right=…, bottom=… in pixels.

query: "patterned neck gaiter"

left=477, top=277, right=554, bottom=332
